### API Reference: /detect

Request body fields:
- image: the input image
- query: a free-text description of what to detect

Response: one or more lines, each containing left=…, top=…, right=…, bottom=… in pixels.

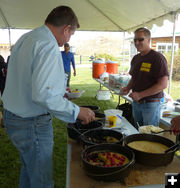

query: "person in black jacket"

left=0, top=55, right=7, bottom=96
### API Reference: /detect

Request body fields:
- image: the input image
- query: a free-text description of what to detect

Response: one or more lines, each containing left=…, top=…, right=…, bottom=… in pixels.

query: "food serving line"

left=64, top=78, right=179, bottom=188
left=65, top=115, right=180, bottom=188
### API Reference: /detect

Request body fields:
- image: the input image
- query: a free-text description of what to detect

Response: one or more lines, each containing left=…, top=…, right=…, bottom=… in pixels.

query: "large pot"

left=80, top=105, right=100, bottom=113
left=81, top=143, right=135, bottom=182
left=80, top=128, right=123, bottom=147
left=67, top=120, right=104, bottom=141
left=123, top=133, right=179, bottom=166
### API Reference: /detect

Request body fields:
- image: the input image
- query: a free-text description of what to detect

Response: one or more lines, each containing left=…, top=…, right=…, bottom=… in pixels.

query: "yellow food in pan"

left=128, top=141, right=169, bottom=154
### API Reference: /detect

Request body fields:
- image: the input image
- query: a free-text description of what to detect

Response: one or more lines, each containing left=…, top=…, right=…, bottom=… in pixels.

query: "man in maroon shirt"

left=121, top=28, right=169, bottom=126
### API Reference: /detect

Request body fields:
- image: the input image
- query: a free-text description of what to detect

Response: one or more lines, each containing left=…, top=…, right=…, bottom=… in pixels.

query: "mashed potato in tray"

left=128, top=141, right=169, bottom=154
left=139, top=125, right=163, bottom=134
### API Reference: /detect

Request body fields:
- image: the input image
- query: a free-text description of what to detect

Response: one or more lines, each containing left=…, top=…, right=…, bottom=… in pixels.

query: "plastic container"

left=108, top=116, right=117, bottom=128
left=106, top=60, right=118, bottom=74
left=104, top=109, right=123, bottom=125
left=92, top=60, right=105, bottom=79
left=96, top=90, right=110, bottom=100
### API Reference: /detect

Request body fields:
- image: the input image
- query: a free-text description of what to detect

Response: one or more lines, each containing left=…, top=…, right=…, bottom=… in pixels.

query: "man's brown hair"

left=64, top=43, right=70, bottom=47
left=45, top=6, right=80, bottom=30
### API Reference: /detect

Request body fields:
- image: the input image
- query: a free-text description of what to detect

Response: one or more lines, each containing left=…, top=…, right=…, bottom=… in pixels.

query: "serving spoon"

left=151, top=129, right=172, bottom=134
left=164, top=143, right=180, bottom=153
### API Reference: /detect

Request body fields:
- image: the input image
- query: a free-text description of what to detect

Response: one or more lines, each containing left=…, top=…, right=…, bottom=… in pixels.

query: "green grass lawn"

left=0, top=66, right=179, bottom=188
left=165, top=80, right=180, bottom=100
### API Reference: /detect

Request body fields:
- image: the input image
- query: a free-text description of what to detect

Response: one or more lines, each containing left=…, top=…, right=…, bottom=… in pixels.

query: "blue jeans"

left=65, top=72, right=71, bottom=87
left=3, top=110, right=54, bottom=188
left=132, top=100, right=161, bottom=127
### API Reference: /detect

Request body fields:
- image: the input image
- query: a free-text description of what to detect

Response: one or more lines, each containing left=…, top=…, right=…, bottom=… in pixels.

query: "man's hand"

left=77, top=107, right=95, bottom=125
left=73, top=70, right=76, bottom=76
left=121, top=86, right=130, bottom=95
left=129, top=92, right=142, bottom=101
left=170, top=115, right=180, bottom=135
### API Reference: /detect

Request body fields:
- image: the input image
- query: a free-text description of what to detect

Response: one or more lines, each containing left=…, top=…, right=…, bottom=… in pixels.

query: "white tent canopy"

left=0, top=0, right=180, bottom=32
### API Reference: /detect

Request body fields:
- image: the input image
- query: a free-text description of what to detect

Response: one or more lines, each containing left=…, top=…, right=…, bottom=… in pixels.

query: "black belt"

left=138, top=99, right=161, bottom=104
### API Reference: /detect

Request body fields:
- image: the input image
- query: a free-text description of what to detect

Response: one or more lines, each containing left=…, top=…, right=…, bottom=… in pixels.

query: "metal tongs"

left=164, top=143, right=180, bottom=153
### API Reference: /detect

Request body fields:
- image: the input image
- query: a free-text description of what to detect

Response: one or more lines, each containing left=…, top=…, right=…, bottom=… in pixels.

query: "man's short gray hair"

left=134, top=27, right=151, bottom=38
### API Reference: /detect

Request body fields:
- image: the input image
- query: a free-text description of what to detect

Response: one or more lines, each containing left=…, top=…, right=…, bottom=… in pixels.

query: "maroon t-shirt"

left=129, top=49, right=169, bottom=100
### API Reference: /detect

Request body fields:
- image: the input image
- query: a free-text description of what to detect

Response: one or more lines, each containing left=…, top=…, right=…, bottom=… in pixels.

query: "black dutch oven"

left=80, top=128, right=123, bottom=147
left=123, top=133, right=180, bottom=167
left=80, top=105, right=100, bottom=113
left=81, top=143, right=135, bottom=182
left=67, top=120, right=104, bottom=141
left=94, top=112, right=105, bottom=124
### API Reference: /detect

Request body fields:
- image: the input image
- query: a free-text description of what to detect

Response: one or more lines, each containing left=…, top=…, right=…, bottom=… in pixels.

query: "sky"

left=0, top=15, right=180, bottom=45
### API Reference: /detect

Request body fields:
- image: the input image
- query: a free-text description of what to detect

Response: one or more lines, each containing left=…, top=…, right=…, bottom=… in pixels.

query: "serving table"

left=94, top=78, right=125, bottom=104
left=66, top=117, right=180, bottom=188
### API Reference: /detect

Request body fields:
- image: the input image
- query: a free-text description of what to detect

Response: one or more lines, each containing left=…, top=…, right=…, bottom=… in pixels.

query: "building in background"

left=0, top=44, right=11, bottom=62
left=151, top=33, right=180, bottom=54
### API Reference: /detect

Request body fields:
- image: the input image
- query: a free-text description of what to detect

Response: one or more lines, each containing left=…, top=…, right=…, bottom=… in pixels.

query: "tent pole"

left=8, top=28, right=12, bottom=48
left=168, top=12, right=178, bottom=95
left=122, top=32, right=125, bottom=73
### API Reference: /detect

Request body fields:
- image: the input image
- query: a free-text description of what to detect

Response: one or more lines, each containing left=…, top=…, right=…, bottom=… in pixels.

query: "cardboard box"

left=109, top=74, right=131, bottom=89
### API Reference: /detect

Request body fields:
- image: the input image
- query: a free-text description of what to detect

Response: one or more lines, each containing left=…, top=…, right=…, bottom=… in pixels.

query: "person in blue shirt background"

left=2, top=6, right=95, bottom=188
left=61, top=43, right=76, bottom=88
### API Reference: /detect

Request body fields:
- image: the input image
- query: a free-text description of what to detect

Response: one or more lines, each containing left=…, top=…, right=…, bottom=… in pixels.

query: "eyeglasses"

left=134, top=38, right=144, bottom=43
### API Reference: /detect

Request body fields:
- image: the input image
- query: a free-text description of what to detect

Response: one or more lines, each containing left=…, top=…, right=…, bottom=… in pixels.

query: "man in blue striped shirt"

left=2, top=6, right=95, bottom=188
left=61, top=43, right=76, bottom=87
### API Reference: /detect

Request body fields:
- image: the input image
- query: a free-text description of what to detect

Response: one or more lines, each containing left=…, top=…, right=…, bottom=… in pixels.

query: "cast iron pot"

left=67, top=120, right=104, bottom=141
left=81, top=143, right=135, bottom=182
left=80, top=105, right=100, bottom=113
left=94, top=112, right=105, bottom=124
left=123, top=133, right=179, bottom=167
left=80, top=128, right=123, bottom=147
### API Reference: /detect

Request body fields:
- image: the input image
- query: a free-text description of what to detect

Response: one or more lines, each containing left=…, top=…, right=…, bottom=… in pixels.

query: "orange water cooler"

left=106, top=61, right=118, bottom=74
left=92, top=60, right=105, bottom=78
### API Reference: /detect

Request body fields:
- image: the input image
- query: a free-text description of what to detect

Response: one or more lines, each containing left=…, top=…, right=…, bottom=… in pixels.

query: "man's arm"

left=129, top=76, right=168, bottom=101
left=121, top=78, right=133, bottom=95
left=71, top=53, right=76, bottom=76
